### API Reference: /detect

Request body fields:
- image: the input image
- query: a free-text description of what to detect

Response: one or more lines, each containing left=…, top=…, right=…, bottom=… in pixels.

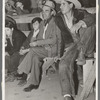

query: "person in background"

left=5, top=0, right=16, bottom=16
left=15, top=17, right=42, bottom=80
left=5, top=19, right=26, bottom=82
left=30, top=0, right=40, bottom=13
left=15, top=0, right=29, bottom=15
left=18, top=17, right=42, bottom=65
left=78, top=0, right=96, bottom=7
left=17, top=0, right=61, bottom=92
left=55, top=0, right=96, bottom=100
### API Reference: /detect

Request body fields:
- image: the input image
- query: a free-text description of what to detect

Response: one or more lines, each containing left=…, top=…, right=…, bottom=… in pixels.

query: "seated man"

left=15, top=0, right=29, bottom=15
left=55, top=0, right=96, bottom=100
left=5, top=0, right=16, bottom=16
left=5, top=18, right=26, bottom=82
left=17, top=0, right=61, bottom=92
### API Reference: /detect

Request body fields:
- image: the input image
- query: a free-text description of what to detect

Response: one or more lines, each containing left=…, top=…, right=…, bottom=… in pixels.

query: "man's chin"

left=61, top=11, right=65, bottom=14
left=43, top=17, right=48, bottom=20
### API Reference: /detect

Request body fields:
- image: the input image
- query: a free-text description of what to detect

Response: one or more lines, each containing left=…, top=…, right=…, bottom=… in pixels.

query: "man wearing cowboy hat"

left=55, top=0, right=96, bottom=100
left=5, top=0, right=16, bottom=15
left=17, top=0, right=61, bottom=92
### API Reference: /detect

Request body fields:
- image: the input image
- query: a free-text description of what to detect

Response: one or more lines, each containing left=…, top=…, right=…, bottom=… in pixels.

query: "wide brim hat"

left=42, top=0, right=55, bottom=10
left=15, top=0, right=24, bottom=4
left=5, top=15, right=17, bottom=28
left=59, top=0, right=82, bottom=9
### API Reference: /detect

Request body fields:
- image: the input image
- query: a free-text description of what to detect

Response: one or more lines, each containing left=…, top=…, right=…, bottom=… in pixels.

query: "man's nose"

left=60, top=4, right=62, bottom=9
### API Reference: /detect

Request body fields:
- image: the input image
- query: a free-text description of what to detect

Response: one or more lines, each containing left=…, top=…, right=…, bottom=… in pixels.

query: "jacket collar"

left=43, top=15, right=53, bottom=26
left=59, top=9, right=80, bottom=25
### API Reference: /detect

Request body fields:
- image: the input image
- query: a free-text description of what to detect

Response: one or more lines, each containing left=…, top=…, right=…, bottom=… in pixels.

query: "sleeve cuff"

left=79, top=20, right=87, bottom=28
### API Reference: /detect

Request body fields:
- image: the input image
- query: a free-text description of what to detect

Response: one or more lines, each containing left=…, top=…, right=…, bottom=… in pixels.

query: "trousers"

left=18, top=47, right=48, bottom=85
left=59, top=25, right=96, bottom=96
left=5, top=52, right=21, bottom=73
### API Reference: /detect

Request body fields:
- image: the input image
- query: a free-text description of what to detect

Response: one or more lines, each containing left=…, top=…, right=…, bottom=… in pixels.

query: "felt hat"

left=42, top=0, right=55, bottom=10
left=61, top=0, right=82, bottom=9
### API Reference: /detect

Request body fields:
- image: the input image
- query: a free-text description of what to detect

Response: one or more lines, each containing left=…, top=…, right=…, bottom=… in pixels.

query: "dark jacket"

left=5, top=29, right=26, bottom=55
left=36, top=17, right=62, bottom=57
left=55, top=9, right=95, bottom=54
left=22, top=30, right=36, bottom=49
left=16, top=7, right=29, bottom=15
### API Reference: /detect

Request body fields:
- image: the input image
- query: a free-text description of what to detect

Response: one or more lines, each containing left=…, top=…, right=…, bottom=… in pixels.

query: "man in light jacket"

left=17, top=0, right=61, bottom=92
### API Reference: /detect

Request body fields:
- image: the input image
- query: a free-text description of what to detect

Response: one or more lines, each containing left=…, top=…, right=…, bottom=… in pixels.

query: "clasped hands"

left=19, top=47, right=29, bottom=55
left=29, top=41, right=38, bottom=47
left=70, top=21, right=83, bottom=34
left=19, top=42, right=38, bottom=55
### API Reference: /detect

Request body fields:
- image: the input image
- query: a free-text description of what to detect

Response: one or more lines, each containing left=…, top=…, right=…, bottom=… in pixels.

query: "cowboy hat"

left=42, top=0, right=55, bottom=10
left=42, top=0, right=56, bottom=15
left=60, top=0, right=82, bottom=9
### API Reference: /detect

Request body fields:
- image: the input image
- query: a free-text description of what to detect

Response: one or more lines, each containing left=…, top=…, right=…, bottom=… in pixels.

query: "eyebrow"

left=44, top=9, right=50, bottom=12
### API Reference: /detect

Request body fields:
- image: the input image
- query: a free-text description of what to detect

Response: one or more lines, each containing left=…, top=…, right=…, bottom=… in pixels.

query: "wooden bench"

left=11, top=14, right=59, bottom=76
left=12, top=13, right=41, bottom=36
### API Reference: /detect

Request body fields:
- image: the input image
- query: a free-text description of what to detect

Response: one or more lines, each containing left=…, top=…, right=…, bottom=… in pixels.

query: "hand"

left=71, top=22, right=82, bottom=34
left=16, top=2, right=22, bottom=8
left=20, top=46, right=24, bottom=50
left=5, top=52, right=9, bottom=56
left=54, top=56, right=60, bottom=62
left=5, top=40, right=7, bottom=47
left=30, top=42, right=37, bottom=47
left=19, top=49, right=26, bottom=55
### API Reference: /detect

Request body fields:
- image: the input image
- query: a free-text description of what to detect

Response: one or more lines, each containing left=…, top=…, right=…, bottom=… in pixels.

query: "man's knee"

left=33, top=55, right=40, bottom=62
left=5, top=56, right=10, bottom=69
left=59, top=61, right=67, bottom=73
left=5, top=55, right=10, bottom=62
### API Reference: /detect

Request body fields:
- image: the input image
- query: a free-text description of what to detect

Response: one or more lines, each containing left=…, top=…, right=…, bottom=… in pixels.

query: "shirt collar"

left=34, top=29, right=39, bottom=33
left=44, top=16, right=53, bottom=26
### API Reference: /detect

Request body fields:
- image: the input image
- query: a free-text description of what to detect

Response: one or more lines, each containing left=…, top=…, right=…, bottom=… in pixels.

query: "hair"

left=31, top=17, right=42, bottom=24
left=15, top=0, right=24, bottom=4
left=65, top=1, right=75, bottom=10
left=42, top=0, right=57, bottom=16
left=49, top=0, right=56, bottom=8
left=42, top=0, right=56, bottom=10
left=31, top=17, right=42, bottom=30
left=15, top=0, right=31, bottom=10
left=5, top=20, right=16, bottom=29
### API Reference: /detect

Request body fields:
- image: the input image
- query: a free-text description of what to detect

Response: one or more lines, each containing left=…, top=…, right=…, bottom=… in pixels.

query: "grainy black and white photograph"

left=4, top=0, right=97, bottom=100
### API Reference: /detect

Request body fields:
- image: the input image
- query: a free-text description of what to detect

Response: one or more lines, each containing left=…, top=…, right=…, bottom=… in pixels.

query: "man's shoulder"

left=55, top=13, right=64, bottom=22
left=13, top=29, right=26, bottom=37
left=55, top=12, right=62, bottom=18
left=74, top=9, right=88, bottom=16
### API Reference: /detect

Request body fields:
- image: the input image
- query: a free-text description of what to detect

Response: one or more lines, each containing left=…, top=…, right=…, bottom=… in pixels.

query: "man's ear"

left=69, top=3, right=73, bottom=9
left=11, top=28, right=14, bottom=31
left=51, top=10, right=56, bottom=16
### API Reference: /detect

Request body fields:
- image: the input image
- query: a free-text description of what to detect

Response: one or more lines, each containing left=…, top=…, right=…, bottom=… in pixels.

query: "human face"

left=5, top=27, right=13, bottom=37
left=60, top=0, right=72, bottom=14
left=16, top=2, right=23, bottom=8
left=42, top=6, right=52, bottom=20
left=5, top=3, right=12, bottom=11
left=32, top=21, right=40, bottom=31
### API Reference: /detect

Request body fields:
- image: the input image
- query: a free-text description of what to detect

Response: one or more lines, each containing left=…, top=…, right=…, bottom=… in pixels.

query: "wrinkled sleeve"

left=36, top=23, right=57, bottom=46
left=82, top=10, right=95, bottom=27
left=8, top=36, right=25, bottom=55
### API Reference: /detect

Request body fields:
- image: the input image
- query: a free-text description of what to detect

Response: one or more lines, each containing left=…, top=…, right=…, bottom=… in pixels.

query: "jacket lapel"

left=45, top=17, right=54, bottom=39
left=11, top=31, right=15, bottom=46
